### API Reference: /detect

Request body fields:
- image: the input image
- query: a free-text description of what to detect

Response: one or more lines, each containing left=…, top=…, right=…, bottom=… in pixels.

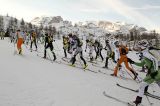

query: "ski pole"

left=47, top=49, right=53, bottom=63
left=13, top=42, right=17, bottom=55
left=130, top=63, right=142, bottom=83
left=110, top=59, right=115, bottom=69
left=54, top=40, right=63, bottom=58
left=145, top=95, right=153, bottom=106
left=122, top=65, right=137, bottom=82
left=77, top=55, right=83, bottom=67
left=54, top=40, right=61, bottom=51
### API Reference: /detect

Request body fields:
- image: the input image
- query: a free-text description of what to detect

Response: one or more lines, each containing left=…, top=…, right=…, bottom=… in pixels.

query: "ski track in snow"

left=0, top=38, right=160, bottom=106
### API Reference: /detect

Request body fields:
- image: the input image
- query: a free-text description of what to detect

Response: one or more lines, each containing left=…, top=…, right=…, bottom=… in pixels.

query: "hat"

left=138, top=40, right=148, bottom=49
left=17, top=29, right=21, bottom=32
left=114, top=41, right=119, bottom=46
left=105, top=40, right=109, bottom=44
left=45, top=33, right=48, bottom=36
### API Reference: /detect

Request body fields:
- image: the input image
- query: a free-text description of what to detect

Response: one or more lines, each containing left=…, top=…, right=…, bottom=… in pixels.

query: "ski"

left=87, top=60, right=98, bottom=64
left=87, top=68, right=98, bottom=73
left=30, top=49, right=43, bottom=53
left=117, top=83, right=138, bottom=92
left=92, top=63, right=103, bottom=68
left=98, top=68, right=141, bottom=83
left=28, top=49, right=40, bottom=53
left=37, top=54, right=61, bottom=64
left=61, top=57, right=70, bottom=63
left=61, top=58, right=98, bottom=73
left=103, top=91, right=138, bottom=106
left=92, top=63, right=113, bottom=71
left=116, top=83, right=160, bottom=100
left=98, top=70, right=133, bottom=81
left=69, top=63, right=97, bottom=73
left=61, top=57, right=79, bottom=65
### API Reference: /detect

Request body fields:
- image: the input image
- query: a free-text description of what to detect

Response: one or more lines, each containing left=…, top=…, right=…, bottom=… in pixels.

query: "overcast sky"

left=0, top=0, right=160, bottom=31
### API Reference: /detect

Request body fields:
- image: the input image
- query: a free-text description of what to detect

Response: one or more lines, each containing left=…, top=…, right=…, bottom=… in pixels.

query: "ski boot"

left=69, top=64, right=75, bottom=67
left=35, top=48, right=37, bottom=51
left=83, top=64, right=88, bottom=69
left=19, top=49, right=22, bottom=55
left=110, top=73, right=117, bottom=77
left=53, top=55, right=56, bottom=61
left=102, top=66, right=108, bottom=69
left=43, top=55, right=46, bottom=59
left=134, top=73, right=138, bottom=80
left=129, top=96, right=142, bottom=106
left=90, top=57, right=93, bottom=62
left=70, top=58, right=74, bottom=63
left=130, top=70, right=138, bottom=80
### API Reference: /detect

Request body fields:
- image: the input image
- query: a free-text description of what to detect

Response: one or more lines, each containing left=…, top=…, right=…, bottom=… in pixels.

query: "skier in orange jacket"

left=111, top=43, right=138, bottom=80
left=16, top=29, right=24, bottom=54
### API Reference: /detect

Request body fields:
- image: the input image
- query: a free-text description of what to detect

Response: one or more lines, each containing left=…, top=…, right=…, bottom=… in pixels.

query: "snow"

left=0, top=38, right=160, bottom=106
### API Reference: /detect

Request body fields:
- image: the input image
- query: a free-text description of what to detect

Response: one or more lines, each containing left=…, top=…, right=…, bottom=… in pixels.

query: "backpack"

left=149, top=49, right=160, bottom=66
left=120, top=46, right=128, bottom=55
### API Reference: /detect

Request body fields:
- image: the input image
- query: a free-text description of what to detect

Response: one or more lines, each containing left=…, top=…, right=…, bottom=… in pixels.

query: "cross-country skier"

left=103, top=39, right=115, bottom=68
left=62, top=35, right=69, bottom=58
left=10, top=30, right=16, bottom=43
left=133, top=45, right=146, bottom=73
left=85, top=38, right=94, bottom=62
left=0, top=30, right=5, bottom=40
left=16, top=29, right=24, bottom=54
left=128, top=40, right=160, bottom=106
left=30, top=31, right=37, bottom=51
left=109, top=35, right=120, bottom=63
left=43, top=33, right=56, bottom=61
left=70, top=35, right=88, bottom=69
left=68, top=33, right=75, bottom=54
left=68, top=33, right=77, bottom=62
left=94, top=39, right=104, bottom=61
left=137, top=51, right=146, bottom=72
left=25, top=32, right=30, bottom=45
left=111, top=42, right=138, bottom=80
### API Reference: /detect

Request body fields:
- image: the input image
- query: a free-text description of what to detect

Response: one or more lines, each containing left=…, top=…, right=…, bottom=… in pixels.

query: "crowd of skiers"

left=62, top=32, right=160, bottom=106
left=5, top=28, right=160, bottom=106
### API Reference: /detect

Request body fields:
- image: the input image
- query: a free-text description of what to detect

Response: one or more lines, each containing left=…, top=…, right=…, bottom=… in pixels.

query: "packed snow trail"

left=0, top=38, right=160, bottom=106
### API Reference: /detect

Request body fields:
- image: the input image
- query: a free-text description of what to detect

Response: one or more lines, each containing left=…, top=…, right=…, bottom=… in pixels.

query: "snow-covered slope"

left=0, top=39, right=160, bottom=106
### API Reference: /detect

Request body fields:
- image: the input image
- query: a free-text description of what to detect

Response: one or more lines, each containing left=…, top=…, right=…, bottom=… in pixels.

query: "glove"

left=128, top=58, right=135, bottom=64
left=114, top=59, right=119, bottom=63
left=134, top=96, right=142, bottom=105
left=104, top=47, right=107, bottom=50
left=73, top=48, right=76, bottom=51
left=148, top=46, right=154, bottom=50
left=113, top=60, right=117, bottom=63
left=150, top=71, right=158, bottom=79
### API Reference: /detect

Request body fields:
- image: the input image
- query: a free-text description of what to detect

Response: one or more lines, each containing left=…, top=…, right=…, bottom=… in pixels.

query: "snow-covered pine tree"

left=20, top=18, right=25, bottom=31
left=0, top=16, right=4, bottom=31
